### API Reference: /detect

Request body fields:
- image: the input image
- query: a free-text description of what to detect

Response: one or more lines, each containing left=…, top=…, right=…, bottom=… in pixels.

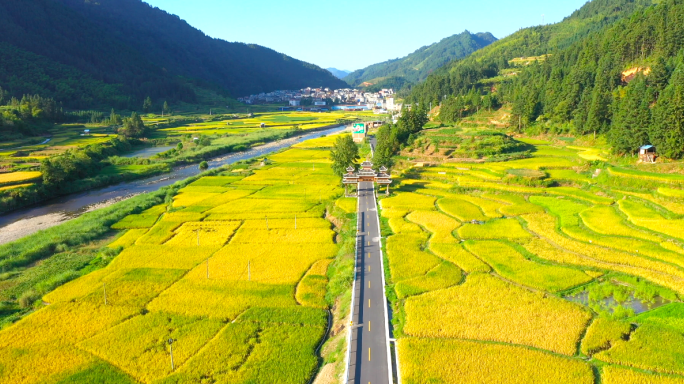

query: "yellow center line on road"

left=368, top=321, right=371, bottom=332
left=368, top=299, right=371, bottom=308
left=369, top=348, right=371, bottom=361
left=368, top=281, right=370, bottom=288
left=368, top=253, right=371, bottom=258
left=368, top=266, right=371, bottom=272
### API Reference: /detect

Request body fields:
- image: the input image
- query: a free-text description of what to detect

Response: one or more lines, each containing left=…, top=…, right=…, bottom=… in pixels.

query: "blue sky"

left=144, top=0, right=590, bottom=71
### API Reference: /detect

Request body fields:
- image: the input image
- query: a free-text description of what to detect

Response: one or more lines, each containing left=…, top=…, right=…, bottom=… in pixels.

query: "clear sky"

left=143, top=0, right=590, bottom=71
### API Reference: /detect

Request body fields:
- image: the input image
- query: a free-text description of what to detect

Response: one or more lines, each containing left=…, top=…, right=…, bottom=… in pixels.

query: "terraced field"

left=382, top=128, right=684, bottom=383
left=0, top=134, right=350, bottom=384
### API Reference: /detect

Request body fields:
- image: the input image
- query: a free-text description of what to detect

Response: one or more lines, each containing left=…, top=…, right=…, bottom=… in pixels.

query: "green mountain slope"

left=408, top=0, right=655, bottom=104
left=0, top=0, right=346, bottom=109
left=409, top=0, right=684, bottom=159
left=503, top=0, right=684, bottom=158
left=344, top=31, right=497, bottom=87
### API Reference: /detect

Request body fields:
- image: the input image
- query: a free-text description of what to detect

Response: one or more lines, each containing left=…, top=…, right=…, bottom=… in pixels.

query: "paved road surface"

left=347, top=181, right=391, bottom=384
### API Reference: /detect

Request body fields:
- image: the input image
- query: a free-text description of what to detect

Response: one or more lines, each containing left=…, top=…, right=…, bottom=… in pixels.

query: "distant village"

left=237, top=87, right=401, bottom=113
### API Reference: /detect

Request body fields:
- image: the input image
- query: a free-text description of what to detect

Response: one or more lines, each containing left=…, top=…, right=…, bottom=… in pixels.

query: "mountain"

left=408, top=0, right=656, bottom=104
left=327, top=68, right=352, bottom=79
left=410, top=0, right=684, bottom=159
left=503, top=0, right=684, bottom=158
left=0, top=0, right=346, bottom=109
left=344, top=31, right=497, bottom=87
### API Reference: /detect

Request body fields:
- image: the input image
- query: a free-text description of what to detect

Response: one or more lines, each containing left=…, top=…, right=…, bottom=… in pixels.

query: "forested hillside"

left=504, top=0, right=684, bottom=158
left=0, top=0, right=345, bottom=109
left=406, top=0, right=684, bottom=159
left=344, top=31, right=497, bottom=87
left=408, top=0, right=655, bottom=104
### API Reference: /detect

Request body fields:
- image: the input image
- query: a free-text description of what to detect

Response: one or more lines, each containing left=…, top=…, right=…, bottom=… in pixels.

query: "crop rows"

left=0, top=145, right=343, bottom=383
left=380, top=142, right=684, bottom=383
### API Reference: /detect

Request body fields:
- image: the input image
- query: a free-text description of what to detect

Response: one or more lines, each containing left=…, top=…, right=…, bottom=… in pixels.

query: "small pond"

left=566, top=291, right=670, bottom=315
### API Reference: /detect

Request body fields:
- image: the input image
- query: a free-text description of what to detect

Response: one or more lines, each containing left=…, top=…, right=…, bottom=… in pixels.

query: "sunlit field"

left=385, top=123, right=684, bottom=383
left=0, top=134, right=351, bottom=384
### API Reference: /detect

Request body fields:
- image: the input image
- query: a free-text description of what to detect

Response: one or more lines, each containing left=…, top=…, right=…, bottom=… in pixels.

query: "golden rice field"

left=0, top=136, right=348, bottom=384
left=380, top=131, right=684, bottom=383
left=398, top=338, right=594, bottom=384
left=0, top=171, right=42, bottom=187
left=5, top=120, right=684, bottom=383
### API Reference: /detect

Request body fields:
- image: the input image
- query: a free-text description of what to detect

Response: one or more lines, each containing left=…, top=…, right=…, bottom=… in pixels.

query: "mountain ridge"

left=408, top=0, right=656, bottom=104
left=344, top=31, right=497, bottom=87
left=0, top=0, right=346, bottom=109
left=327, top=68, right=352, bottom=79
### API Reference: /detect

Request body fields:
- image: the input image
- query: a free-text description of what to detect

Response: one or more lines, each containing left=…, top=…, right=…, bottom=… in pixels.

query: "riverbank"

left=0, top=130, right=293, bottom=215
left=0, top=125, right=350, bottom=244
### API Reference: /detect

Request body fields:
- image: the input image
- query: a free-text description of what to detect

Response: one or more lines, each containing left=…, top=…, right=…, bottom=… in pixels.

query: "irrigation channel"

left=0, top=125, right=350, bottom=245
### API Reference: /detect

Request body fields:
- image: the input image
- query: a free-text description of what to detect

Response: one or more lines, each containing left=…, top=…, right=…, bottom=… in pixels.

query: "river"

left=0, top=125, right=349, bottom=245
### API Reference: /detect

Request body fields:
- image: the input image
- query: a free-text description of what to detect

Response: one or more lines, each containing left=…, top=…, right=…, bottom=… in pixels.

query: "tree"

left=330, top=135, right=359, bottom=177
left=143, top=97, right=152, bottom=113
left=650, top=57, right=671, bottom=95
left=651, top=63, right=684, bottom=159
left=109, top=109, right=121, bottom=125
left=609, top=76, right=652, bottom=154
left=120, top=112, right=146, bottom=138
left=199, top=161, right=208, bottom=170
left=399, top=105, right=428, bottom=134
left=163, top=101, right=169, bottom=115
left=373, top=124, right=398, bottom=169
left=177, top=142, right=183, bottom=151
left=40, top=158, right=68, bottom=185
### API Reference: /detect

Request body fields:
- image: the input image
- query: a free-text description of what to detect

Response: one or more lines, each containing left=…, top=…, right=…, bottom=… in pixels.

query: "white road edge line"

left=372, top=184, right=394, bottom=384
left=343, top=187, right=361, bottom=384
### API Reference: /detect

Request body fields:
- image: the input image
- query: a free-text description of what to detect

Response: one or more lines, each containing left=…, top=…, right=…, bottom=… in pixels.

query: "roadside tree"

left=330, top=135, right=359, bottom=177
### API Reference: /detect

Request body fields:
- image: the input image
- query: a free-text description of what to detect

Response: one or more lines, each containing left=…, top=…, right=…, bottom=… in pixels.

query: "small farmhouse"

left=639, top=145, right=657, bottom=163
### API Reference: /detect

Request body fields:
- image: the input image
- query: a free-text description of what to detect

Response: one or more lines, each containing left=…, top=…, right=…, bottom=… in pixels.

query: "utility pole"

left=103, top=282, right=108, bottom=306
left=168, top=339, right=175, bottom=371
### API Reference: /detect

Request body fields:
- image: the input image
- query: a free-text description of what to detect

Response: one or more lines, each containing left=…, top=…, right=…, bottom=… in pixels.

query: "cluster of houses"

left=237, top=87, right=401, bottom=113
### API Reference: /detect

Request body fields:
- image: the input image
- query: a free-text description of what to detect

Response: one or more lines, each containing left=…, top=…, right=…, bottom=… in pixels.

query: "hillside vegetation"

left=408, top=0, right=655, bottom=102
left=0, top=0, right=346, bottom=109
left=407, top=0, right=684, bottom=160
left=345, top=31, right=497, bottom=87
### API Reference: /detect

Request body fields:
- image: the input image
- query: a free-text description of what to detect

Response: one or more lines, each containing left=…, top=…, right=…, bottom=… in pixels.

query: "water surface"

left=0, top=126, right=348, bottom=244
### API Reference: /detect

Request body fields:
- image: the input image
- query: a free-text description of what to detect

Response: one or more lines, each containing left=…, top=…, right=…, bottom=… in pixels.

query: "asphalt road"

left=347, top=180, right=391, bottom=384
